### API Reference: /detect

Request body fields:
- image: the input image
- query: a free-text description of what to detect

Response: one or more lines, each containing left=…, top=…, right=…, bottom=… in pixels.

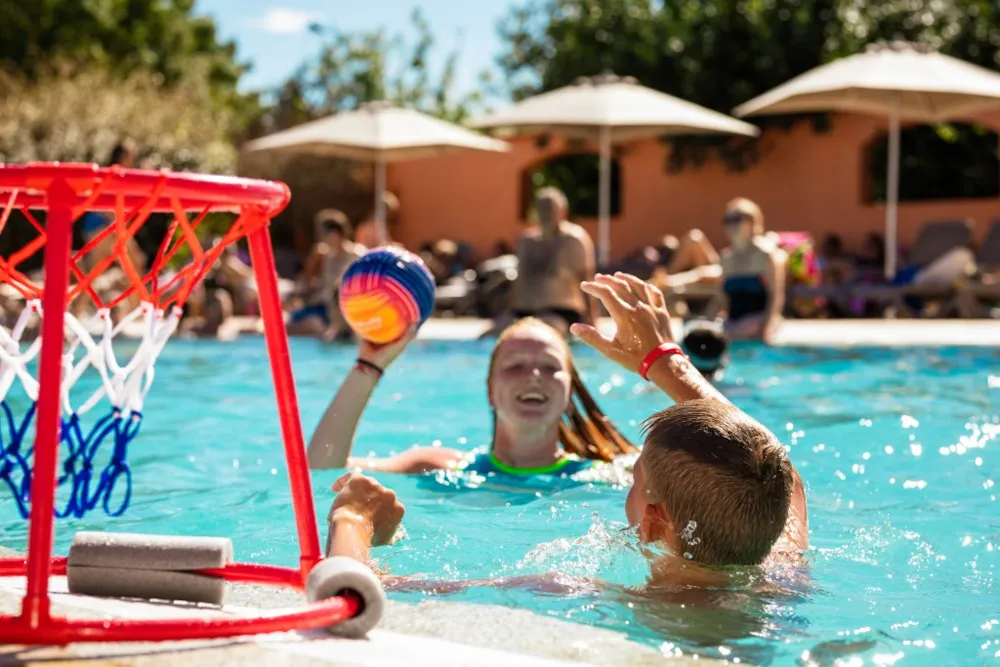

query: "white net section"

left=0, top=301, right=181, bottom=417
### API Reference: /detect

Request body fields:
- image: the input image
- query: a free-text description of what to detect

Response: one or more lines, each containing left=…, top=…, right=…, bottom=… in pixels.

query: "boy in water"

left=327, top=273, right=808, bottom=586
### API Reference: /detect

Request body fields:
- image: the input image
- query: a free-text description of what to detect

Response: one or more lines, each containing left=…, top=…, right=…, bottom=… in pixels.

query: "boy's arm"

left=573, top=273, right=808, bottom=549
left=326, top=473, right=405, bottom=563
left=571, top=272, right=727, bottom=404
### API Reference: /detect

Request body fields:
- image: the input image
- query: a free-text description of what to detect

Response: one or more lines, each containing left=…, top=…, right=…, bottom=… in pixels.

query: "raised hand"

left=570, top=273, right=675, bottom=373
left=357, top=325, right=419, bottom=371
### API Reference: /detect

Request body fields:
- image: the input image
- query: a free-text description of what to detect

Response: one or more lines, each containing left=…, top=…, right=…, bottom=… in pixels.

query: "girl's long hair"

left=487, top=318, right=638, bottom=462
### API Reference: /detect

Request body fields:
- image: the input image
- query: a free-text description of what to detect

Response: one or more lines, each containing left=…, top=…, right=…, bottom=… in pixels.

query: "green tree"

left=251, top=9, right=487, bottom=258
left=0, top=0, right=258, bottom=135
left=496, top=0, right=1000, bottom=189
left=261, top=8, right=483, bottom=133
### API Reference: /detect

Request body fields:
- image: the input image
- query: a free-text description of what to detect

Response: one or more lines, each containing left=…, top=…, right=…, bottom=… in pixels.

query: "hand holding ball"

left=339, top=247, right=436, bottom=344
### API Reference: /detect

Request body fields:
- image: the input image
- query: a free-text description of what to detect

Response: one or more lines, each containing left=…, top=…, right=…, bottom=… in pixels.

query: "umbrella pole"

left=598, top=125, right=611, bottom=266
left=885, top=101, right=901, bottom=280
left=374, top=155, right=387, bottom=246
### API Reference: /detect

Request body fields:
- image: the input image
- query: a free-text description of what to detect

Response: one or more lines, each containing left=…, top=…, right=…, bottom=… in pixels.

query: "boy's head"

left=626, top=400, right=793, bottom=566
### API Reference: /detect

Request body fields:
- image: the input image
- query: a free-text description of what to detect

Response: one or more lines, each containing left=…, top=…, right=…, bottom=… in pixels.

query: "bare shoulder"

left=560, top=221, right=592, bottom=243
left=753, top=236, right=781, bottom=256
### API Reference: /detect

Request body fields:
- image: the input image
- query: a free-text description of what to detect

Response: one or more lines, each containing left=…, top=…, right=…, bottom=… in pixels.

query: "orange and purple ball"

left=338, top=247, right=436, bottom=344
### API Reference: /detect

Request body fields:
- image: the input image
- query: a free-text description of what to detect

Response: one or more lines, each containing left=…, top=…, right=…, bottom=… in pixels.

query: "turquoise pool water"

left=1, top=338, right=998, bottom=665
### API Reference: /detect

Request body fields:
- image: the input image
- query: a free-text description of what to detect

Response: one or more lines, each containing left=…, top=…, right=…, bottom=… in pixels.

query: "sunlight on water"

left=0, top=339, right=998, bottom=664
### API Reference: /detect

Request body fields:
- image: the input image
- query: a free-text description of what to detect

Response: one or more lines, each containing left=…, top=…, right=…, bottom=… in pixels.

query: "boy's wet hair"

left=641, top=400, right=793, bottom=565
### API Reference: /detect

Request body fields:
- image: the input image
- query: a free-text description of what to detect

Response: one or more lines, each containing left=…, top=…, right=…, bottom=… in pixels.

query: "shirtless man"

left=509, top=187, right=597, bottom=335
left=288, top=209, right=365, bottom=340
left=324, top=272, right=808, bottom=593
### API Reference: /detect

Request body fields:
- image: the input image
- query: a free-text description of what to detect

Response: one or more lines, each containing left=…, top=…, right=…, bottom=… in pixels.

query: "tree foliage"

left=259, top=8, right=484, bottom=136
left=496, top=0, right=1000, bottom=184
left=0, top=0, right=249, bottom=109
left=0, top=62, right=235, bottom=172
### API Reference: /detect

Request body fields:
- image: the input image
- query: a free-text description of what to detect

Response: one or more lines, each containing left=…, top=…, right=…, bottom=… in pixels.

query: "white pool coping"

left=417, top=317, right=1000, bottom=347
left=0, top=575, right=700, bottom=666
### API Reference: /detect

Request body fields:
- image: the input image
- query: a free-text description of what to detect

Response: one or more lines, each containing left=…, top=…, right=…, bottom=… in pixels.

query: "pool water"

left=1, top=338, right=998, bottom=665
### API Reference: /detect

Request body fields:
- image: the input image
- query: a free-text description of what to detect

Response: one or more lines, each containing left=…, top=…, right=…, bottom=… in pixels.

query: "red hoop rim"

left=0, top=556, right=360, bottom=644
left=0, top=162, right=290, bottom=215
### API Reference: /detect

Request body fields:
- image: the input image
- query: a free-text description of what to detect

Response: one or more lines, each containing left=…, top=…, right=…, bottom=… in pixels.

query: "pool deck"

left=0, top=570, right=706, bottom=666
left=185, top=315, right=1000, bottom=346
left=415, top=317, right=1000, bottom=346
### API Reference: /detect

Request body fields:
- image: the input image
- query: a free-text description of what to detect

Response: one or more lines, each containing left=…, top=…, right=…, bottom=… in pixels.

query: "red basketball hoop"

left=0, top=163, right=362, bottom=644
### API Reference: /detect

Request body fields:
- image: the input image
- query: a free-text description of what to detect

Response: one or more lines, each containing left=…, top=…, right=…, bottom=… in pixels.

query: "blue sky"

left=193, top=0, right=517, bottom=97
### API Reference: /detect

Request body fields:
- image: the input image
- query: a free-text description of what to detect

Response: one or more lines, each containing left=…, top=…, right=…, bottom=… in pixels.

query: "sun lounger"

left=945, top=219, right=1000, bottom=317
left=789, top=220, right=975, bottom=318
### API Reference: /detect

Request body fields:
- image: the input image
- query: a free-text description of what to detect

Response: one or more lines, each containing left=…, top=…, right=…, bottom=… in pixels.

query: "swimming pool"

left=0, top=337, right=997, bottom=665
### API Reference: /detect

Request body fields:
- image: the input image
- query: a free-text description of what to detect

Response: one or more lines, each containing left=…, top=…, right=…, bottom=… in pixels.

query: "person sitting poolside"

left=323, top=272, right=808, bottom=589
left=289, top=209, right=365, bottom=341
left=307, top=315, right=637, bottom=482
left=706, top=198, right=785, bottom=342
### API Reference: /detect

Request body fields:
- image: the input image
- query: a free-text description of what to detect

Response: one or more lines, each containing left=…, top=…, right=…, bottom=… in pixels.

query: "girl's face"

left=489, top=327, right=572, bottom=428
left=723, top=210, right=754, bottom=248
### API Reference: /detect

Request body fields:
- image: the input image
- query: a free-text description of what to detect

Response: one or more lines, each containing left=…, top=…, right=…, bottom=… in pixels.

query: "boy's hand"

left=330, top=472, right=405, bottom=547
left=571, top=273, right=675, bottom=373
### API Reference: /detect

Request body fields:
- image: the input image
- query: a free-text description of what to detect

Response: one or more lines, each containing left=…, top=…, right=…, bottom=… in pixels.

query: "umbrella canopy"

left=245, top=101, right=510, bottom=244
left=735, top=41, right=1000, bottom=121
left=470, top=73, right=759, bottom=263
left=735, top=41, right=1000, bottom=277
left=472, top=73, right=760, bottom=140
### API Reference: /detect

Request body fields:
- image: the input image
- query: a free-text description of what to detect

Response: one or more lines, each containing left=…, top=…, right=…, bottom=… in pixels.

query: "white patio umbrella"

left=734, top=40, right=1000, bottom=278
left=245, top=101, right=510, bottom=245
left=469, top=73, right=759, bottom=264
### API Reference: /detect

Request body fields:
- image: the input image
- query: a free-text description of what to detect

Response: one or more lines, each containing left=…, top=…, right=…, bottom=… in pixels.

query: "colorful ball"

left=338, top=247, right=436, bottom=344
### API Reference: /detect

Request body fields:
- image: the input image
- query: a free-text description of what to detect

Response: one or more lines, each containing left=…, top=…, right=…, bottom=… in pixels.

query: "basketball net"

left=0, top=166, right=270, bottom=519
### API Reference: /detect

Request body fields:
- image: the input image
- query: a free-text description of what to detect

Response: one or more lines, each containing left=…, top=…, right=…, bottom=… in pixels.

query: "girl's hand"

left=358, top=325, right=419, bottom=370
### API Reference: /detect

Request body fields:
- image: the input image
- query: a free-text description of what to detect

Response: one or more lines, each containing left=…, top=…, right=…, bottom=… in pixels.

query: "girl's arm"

left=308, top=327, right=439, bottom=470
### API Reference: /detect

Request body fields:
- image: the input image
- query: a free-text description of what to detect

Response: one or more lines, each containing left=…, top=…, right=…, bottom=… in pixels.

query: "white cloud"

left=259, top=8, right=314, bottom=34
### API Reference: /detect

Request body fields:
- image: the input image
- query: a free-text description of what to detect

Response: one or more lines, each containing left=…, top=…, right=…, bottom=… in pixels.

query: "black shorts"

left=513, top=308, right=586, bottom=328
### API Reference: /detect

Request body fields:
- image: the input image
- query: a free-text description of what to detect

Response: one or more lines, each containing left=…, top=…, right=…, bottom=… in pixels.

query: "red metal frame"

left=0, top=163, right=346, bottom=644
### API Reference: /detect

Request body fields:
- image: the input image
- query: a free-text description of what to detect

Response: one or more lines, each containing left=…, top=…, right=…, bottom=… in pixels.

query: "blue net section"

left=0, top=403, right=139, bottom=518
left=0, top=299, right=180, bottom=519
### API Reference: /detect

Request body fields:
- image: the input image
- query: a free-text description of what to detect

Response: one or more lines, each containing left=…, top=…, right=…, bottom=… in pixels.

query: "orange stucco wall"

left=387, top=111, right=1000, bottom=261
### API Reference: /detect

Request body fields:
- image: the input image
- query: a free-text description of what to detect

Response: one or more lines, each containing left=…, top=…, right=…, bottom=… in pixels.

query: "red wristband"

left=638, top=343, right=686, bottom=381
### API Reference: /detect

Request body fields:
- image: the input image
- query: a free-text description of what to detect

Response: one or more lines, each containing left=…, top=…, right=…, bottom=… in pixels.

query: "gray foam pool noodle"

left=68, top=532, right=233, bottom=571
left=67, top=564, right=228, bottom=606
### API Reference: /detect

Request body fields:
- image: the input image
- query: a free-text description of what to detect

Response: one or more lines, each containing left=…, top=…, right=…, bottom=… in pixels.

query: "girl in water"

left=307, top=317, right=636, bottom=477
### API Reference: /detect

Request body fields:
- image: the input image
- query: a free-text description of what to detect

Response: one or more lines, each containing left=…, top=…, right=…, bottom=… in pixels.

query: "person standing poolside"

left=324, top=272, right=808, bottom=588
left=307, top=315, right=636, bottom=481
left=509, top=187, right=597, bottom=335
